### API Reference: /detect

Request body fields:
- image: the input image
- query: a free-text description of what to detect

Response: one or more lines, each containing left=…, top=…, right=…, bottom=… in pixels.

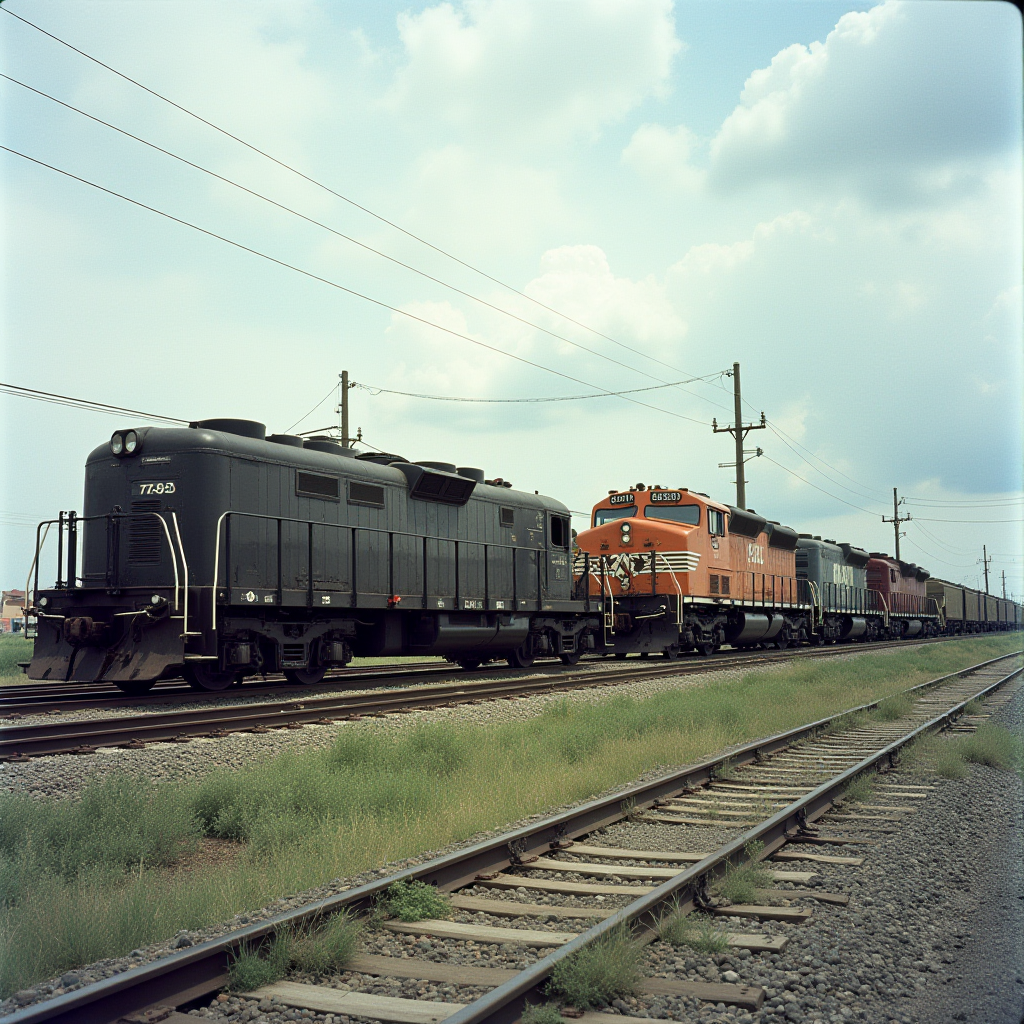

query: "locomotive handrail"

left=653, top=552, right=683, bottom=628
left=210, top=509, right=559, bottom=630
left=28, top=511, right=181, bottom=612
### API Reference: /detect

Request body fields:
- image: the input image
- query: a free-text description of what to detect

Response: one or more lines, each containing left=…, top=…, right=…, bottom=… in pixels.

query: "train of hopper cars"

left=23, top=418, right=1022, bottom=693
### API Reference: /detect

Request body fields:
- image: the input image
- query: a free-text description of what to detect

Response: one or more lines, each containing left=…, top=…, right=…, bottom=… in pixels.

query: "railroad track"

left=0, top=636, right=981, bottom=761
left=7, top=650, right=1020, bottom=1024
left=0, top=635, right=979, bottom=717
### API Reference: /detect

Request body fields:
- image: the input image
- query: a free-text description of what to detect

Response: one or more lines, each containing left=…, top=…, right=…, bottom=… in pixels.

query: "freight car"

left=26, top=419, right=601, bottom=692
left=925, top=579, right=1017, bottom=634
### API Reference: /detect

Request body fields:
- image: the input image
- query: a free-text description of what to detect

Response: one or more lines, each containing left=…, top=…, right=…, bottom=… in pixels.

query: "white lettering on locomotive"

left=747, top=543, right=764, bottom=564
left=832, top=563, right=855, bottom=586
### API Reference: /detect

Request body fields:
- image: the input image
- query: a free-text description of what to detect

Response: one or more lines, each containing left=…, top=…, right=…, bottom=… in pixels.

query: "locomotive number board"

left=609, top=493, right=635, bottom=505
left=649, top=491, right=682, bottom=503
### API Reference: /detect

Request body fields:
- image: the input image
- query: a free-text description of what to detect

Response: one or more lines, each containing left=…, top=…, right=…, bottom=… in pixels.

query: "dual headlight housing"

left=110, top=430, right=140, bottom=457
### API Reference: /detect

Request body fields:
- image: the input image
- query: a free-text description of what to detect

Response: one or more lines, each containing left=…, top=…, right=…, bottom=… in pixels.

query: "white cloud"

left=621, top=123, right=704, bottom=191
left=386, top=0, right=681, bottom=146
left=707, top=0, right=1022, bottom=203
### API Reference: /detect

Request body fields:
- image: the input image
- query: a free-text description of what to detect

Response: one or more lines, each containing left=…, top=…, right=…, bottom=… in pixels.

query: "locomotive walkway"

left=4, top=651, right=1019, bottom=1024
left=0, top=636, right=979, bottom=761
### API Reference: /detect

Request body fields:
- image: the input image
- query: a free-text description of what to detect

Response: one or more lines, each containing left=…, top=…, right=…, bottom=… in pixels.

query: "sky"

left=1, top=0, right=1022, bottom=597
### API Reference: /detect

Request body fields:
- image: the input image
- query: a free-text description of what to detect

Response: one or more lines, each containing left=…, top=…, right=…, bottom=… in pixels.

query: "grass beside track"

left=0, top=635, right=32, bottom=684
left=0, top=634, right=1019, bottom=996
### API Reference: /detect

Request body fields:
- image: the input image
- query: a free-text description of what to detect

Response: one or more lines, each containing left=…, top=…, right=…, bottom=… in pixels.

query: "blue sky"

left=2, top=0, right=1022, bottom=595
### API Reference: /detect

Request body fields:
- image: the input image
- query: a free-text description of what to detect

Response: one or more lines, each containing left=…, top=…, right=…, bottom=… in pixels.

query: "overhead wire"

left=0, top=72, right=722, bottom=407
left=0, top=5, right=728, bottom=409
left=0, top=381, right=189, bottom=423
left=760, top=455, right=883, bottom=516
left=1, top=143, right=709, bottom=426
left=352, top=373, right=724, bottom=403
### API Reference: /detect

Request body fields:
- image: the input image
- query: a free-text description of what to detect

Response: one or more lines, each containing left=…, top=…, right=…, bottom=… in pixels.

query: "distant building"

left=2, top=589, right=26, bottom=633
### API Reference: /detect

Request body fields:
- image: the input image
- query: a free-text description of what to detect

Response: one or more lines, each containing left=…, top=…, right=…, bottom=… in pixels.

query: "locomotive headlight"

left=124, top=430, right=139, bottom=454
left=621, top=522, right=631, bottom=538
left=110, top=432, right=124, bottom=456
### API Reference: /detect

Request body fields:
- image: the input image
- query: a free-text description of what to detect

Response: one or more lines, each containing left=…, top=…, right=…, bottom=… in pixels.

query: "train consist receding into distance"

left=25, top=419, right=1022, bottom=693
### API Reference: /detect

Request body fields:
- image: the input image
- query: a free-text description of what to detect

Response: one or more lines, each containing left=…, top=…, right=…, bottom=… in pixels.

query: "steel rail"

left=0, top=633, right=982, bottom=713
left=0, top=636, right=986, bottom=759
left=6, top=650, right=1019, bottom=1024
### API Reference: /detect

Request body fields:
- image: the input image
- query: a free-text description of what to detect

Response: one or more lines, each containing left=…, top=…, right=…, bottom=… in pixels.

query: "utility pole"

left=980, top=545, right=991, bottom=594
left=882, top=487, right=911, bottom=561
left=337, top=371, right=356, bottom=448
left=711, top=362, right=766, bottom=509
left=1002, top=570, right=1007, bottom=599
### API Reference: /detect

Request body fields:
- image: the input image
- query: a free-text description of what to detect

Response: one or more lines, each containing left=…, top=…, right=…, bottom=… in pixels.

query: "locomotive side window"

left=550, top=514, right=570, bottom=549
left=296, top=472, right=340, bottom=501
left=594, top=506, right=636, bottom=526
left=643, top=504, right=700, bottom=526
left=348, top=481, right=385, bottom=507
left=500, top=507, right=515, bottom=527
left=707, top=509, right=726, bottom=536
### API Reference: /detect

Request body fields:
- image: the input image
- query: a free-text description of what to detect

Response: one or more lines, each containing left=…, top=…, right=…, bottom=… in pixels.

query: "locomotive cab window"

left=550, top=514, right=570, bottom=549
left=707, top=508, right=726, bottom=536
left=594, top=506, right=636, bottom=526
left=500, top=507, right=515, bottom=527
left=643, top=504, right=700, bottom=526
left=296, top=472, right=340, bottom=501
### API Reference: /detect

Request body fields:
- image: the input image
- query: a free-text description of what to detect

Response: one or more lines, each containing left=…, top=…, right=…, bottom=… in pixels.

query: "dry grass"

left=1, top=634, right=1018, bottom=996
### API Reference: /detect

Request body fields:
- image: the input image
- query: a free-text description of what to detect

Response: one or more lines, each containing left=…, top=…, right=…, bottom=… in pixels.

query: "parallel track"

left=6, top=650, right=1021, bottom=1024
left=0, top=636, right=979, bottom=760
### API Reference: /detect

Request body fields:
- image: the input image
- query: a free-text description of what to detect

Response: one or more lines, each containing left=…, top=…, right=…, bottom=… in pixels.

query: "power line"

left=761, top=455, right=883, bottom=516
left=0, top=143, right=706, bottom=426
left=0, top=381, right=189, bottom=423
left=0, top=72, right=718, bottom=405
left=912, top=516, right=1024, bottom=524
left=352, top=373, right=724, bottom=404
left=286, top=384, right=339, bottom=434
left=1, top=5, right=724, bottom=404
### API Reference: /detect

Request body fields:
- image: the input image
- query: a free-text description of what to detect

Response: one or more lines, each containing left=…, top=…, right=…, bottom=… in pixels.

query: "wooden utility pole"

left=1002, top=570, right=1007, bottom=599
left=882, top=488, right=911, bottom=562
left=711, top=362, right=766, bottom=509
left=338, top=371, right=353, bottom=448
left=980, top=545, right=991, bottom=594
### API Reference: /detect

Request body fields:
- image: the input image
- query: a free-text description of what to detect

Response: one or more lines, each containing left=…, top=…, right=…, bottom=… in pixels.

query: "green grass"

left=958, top=724, right=1024, bottom=775
left=379, top=880, right=450, bottom=922
left=0, top=634, right=1018, bottom=997
left=0, top=634, right=32, bottom=683
left=715, top=841, right=772, bottom=904
left=842, top=774, right=875, bottom=804
left=546, top=926, right=641, bottom=1009
left=962, top=698, right=984, bottom=715
left=873, top=692, right=914, bottom=721
left=659, top=912, right=730, bottom=953
left=227, top=912, right=360, bottom=991
left=521, top=1003, right=565, bottom=1024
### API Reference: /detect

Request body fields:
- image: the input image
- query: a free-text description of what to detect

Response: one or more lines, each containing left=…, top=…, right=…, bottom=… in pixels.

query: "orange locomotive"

left=573, top=484, right=810, bottom=657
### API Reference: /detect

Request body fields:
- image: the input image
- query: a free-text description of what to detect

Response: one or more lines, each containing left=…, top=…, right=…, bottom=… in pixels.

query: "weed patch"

left=958, top=724, right=1024, bottom=774
left=874, top=693, right=914, bottom=721
left=659, top=912, right=729, bottom=953
left=547, top=926, right=641, bottom=1009
left=380, top=880, right=450, bottom=922
left=521, top=1003, right=566, bottom=1024
left=716, top=842, right=772, bottom=904
left=842, top=775, right=874, bottom=804
left=0, top=634, right=1018, bottom=997
left=227, top=913, right=360, bottom=991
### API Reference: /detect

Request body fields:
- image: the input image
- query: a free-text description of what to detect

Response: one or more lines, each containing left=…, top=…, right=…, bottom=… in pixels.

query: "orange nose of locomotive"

left=574, top=485, right=703, bottom=596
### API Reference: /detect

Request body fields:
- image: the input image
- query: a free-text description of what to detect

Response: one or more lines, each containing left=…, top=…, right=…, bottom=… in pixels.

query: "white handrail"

left=151, top=513, right=180, bottom=612
left=211, top=510, right=231, bottom=631
left=654, top=552, right=684, bottom=629
left=170, top=512, right=191, bottom=633
left=25, top=522, right=52, bottom=612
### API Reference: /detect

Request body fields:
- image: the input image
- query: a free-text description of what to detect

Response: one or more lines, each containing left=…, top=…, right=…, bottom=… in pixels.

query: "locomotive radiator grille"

left=128, top=500, right=163, bottom=564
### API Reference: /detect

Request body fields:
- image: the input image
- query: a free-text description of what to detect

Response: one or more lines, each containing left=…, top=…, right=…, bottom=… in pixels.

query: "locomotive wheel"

left=506, top=644, right=535, bottom=669
left=661, top=646, right=679, bottom=660
left=284, top=667, right=326, bottom=685
left=115, top=678, right=157, bottom=696
left=457, top=658, right=482, bottom=671
left=559, top=651, right=582, bottom=666
left=184, top=664, right=241, bottom=692
left=696, top=640, right=716, bottom=657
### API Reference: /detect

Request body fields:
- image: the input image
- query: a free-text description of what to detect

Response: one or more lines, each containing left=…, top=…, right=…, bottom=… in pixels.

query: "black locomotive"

left=27, top=419, right=600, bottom=692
